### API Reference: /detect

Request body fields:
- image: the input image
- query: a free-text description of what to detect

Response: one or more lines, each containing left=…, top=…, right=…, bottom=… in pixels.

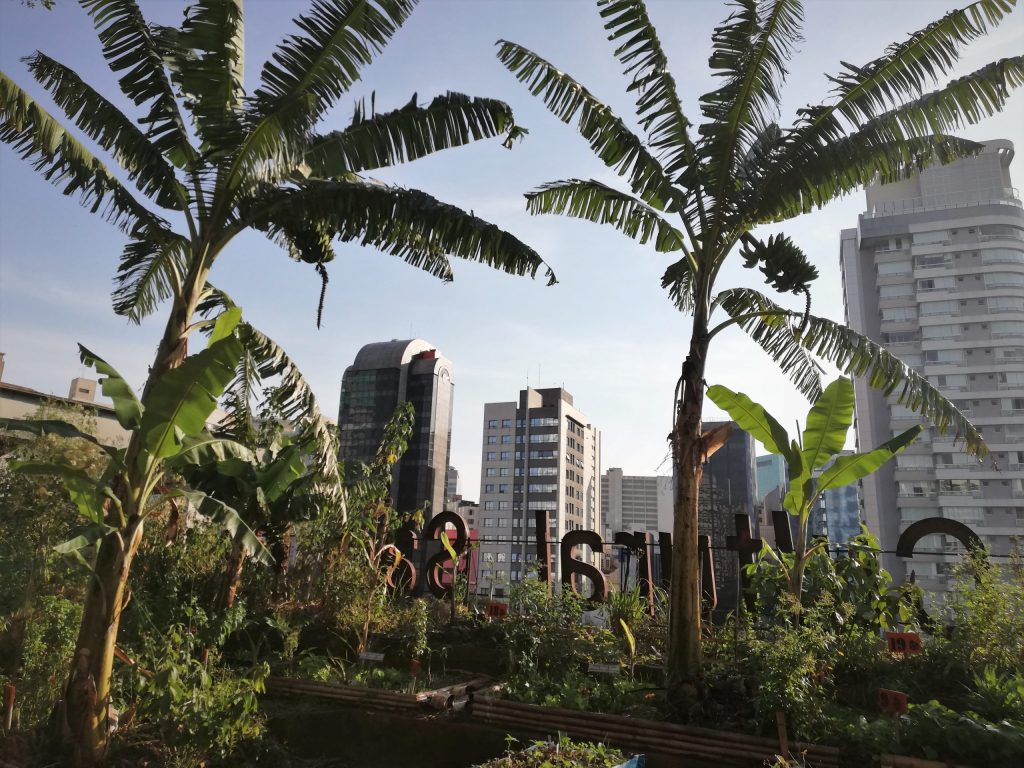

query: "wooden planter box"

left=467, top=695, right=840, bottom=768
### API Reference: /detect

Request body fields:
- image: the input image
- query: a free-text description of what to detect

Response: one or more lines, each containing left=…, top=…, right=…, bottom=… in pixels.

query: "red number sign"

left=885, top=631, right=922, bottom=655
left=878, top=688, right=909, bottom=715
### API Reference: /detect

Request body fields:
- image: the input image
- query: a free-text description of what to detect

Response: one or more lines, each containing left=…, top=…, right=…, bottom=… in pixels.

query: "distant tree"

left=0, top=0, right=553, bottom=761
left=498, top=0, right=1021, bottom=710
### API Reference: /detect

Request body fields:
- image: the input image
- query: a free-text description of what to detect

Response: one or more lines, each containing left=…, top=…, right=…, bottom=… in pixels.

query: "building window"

left=499, top=484, right=509, bottom=493
left=486, top=468, right=497, bottom=477
left=501, top=451, right=512, bottom=460
left=488, top=419, right=498, bottom=429
left=498, top=501, right=511, bottom=510
left=501, top=435, right=512, bottom=444
left=483, top=517, right=495, bottom=526
left=500, top=468, right=511, bottom=477
left=484, top=501, right=496, bottom=511
left=497, top=552, right=507, bottom=562
left=498, top=518, right=509, bottom=528
left=502, top=418, right=512, bottom=428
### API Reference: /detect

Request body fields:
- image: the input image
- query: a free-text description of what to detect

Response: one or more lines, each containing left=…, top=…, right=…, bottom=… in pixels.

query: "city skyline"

left=1, top=1, right=1021, bottom=504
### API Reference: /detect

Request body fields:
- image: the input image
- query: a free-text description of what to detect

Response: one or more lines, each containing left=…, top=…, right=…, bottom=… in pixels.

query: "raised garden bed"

left=467, top=694, right=839, bottom=768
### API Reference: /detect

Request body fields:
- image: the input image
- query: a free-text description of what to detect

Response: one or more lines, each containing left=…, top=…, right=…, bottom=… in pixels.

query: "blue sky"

left=1, top=0, right=1022, bottom=501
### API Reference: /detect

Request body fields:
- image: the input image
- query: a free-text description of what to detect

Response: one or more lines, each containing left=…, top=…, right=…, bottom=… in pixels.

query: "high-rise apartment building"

left=338, top=339, right=453, bottom=519
left=476, top=387, right=601, bottom=596
left=841, top=140, right=1024, bottom=595
left=601, top=468, right=673, bottom=535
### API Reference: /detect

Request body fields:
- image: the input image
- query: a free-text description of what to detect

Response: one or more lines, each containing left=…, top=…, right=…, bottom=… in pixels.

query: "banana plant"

left=707, top=377, right=921, bottom=608
left=497, top=0, right=1019, bottom=704
left=0, top=309, right=274, bottom=752
left=172, top=428, right=316, bottom=611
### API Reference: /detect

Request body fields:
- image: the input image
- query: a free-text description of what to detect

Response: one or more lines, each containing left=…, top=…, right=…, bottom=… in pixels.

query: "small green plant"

left=119, top=616, right=269, bottom=766
left=708, top=377, right=919, bottom=607
left=480, top=735, right=628, bottom=768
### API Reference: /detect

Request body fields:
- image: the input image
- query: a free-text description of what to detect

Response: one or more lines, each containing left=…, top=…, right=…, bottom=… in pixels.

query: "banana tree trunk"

left=666, top=315, right=710, bottom=712
left=62, top=520, right=143, bottom=766
left=60, top=259, right=209, bottom=765
left=219, top=540, right=247, bottom=611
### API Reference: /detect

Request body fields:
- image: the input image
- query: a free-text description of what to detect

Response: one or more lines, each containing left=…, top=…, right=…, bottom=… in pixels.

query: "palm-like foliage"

left=1, top=0, right=555, bottom=759
left=498, top=0, right=1022, bottom=707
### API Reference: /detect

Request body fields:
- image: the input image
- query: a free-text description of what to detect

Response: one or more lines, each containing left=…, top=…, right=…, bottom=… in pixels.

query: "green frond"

left=753, top=131, right=981, bottom=223
left=495, top=39, right=678, bottom=211
left=24, top=52, right=186, bottom=209
left=251, top=0, right=416, bottom=122
left=699, top=0, right=804, bottom=226
left=240, top=180, right=556, bottom=285
left=526, top=178, right=686, bottom=252
left=597, top=0, right=695, bottom=175
left=226, top=92, right=318, bottom=192
left=112, top=231, right=191, bottom=323
left=852, top=56, right=1024, bottom=144
left=167, top=0, right=246, bottom=158
left=198, top=287, right=341, bottom=484
left=799, top=314, right=987, bottom=457
left=712, top=287, right=823, bottom=401
left=752, top=0, right=1020, bottom=221
left=822, top=0, right=1016, bottom=128
left=0, top=71, right=166, bottom=236
left=305, top=91, right=513, bottom=176
left=661, top=258, right=697, bottom=314
left=80, top=0, right=197, bottom=168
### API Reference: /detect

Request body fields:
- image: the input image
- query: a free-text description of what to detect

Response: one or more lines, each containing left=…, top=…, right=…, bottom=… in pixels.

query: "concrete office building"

left=476, top=387, right=601, bottom=597
left=338, top=339, right=453, bottom=519
left=601, top=469, right=674, bottom=536
left=446, top=466, right=459, bottom=501
left=840, top=140, right=1024, bottom=595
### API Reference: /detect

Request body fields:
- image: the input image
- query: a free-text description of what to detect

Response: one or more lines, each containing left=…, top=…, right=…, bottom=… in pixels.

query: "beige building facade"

left=476, top=387, right=601, bottom=596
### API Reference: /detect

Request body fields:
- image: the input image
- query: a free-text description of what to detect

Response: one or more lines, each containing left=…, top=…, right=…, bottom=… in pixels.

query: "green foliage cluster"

left=117, top=613, right=269, bottom=766
left=0, top=595, right=81, bottom=729
left=503, top=669, right=659, bottom=719
left=698, top=545, right=1024, bottom=763
left=478, top=736, right=628, bottom=768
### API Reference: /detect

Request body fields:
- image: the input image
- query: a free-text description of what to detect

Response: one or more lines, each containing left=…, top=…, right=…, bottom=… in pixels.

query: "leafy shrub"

left=503, top=668, right=659, bottom=718
left=967, top=668, right=1024, bottom=725
left=943, top=547, right=1024, bottom=677
left=478, top=736, right=628, bottom=768
left=1, top=595, right=81, bottom=728
left=117, top=608, right=268, bottom=766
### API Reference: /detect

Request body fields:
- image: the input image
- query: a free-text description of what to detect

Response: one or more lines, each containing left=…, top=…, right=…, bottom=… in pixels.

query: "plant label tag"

left=359, top=651, right=385, bottom=663
left=885, top=632, right=922, bottom=655
left=878, top=688, right=908, bottom=715
left=588, top=663, right=620, bottom=676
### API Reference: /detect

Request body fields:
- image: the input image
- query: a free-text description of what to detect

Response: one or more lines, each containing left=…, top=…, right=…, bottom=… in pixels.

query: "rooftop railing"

left=865, top=187, right=1021, bottom=218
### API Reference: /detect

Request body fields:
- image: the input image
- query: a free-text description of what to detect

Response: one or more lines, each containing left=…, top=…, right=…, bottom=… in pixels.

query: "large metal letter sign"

left=560, top=529, right=608, bottom=603
left=423, top=511, right=469, bottom=598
